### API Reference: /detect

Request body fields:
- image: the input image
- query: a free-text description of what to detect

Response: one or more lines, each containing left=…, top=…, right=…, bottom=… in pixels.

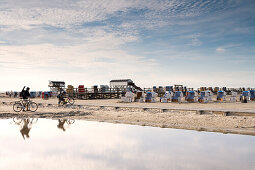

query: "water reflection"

left=57, top=119, right=75, bottom=132
left=12, top=117, right=38, bottom=140
left=12, top=117, right=75, bottom=139
left=1, top=118, right=254, bottom=170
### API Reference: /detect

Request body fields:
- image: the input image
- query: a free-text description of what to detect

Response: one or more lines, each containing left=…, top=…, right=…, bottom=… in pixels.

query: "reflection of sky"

left=0, top=118, right=255, bottom=170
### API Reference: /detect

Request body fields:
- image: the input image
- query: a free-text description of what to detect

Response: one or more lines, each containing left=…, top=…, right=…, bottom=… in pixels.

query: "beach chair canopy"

left=186, top=91, right=195, bottom=99
left=231, top=91, right=237, bottom=97
left=173, top=91, right=182, bottom=99
left=242, top=91, right=250, bottom=97
left=250, top=90, right=255, bottom=98
left=205, top=90, right=213, bottom=96
left=163, top=91, right=172, bottom=99
left=151, top=92, right=158, bottom=98
left=200, top=91, right=206, bottom=98
left=125, top=91, right=134, bottom=98
left=217, top=91, right=225, bottom=98
left=146, top=92, right=152, bottom=100
left=199, top=91, right=210, bottom=99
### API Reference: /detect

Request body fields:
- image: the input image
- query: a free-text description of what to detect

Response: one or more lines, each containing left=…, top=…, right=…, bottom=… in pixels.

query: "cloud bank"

left=0, top=0, right=254, bottom=90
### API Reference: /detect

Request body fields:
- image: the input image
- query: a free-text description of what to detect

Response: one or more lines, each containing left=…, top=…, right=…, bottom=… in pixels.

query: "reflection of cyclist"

left=20, top=119, right=31, bottom=140
left=57, top=119, right=67, bottom=131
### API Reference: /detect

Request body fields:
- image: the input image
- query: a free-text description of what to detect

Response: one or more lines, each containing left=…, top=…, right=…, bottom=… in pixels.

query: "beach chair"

left=151, top=91, right=158, bottom=103
left=145, top=91, right=152, bottom=102
left=145, top=91, right=157, bottom=103
left=171, top=91, right=183, bottom=103
left=198, top=91, right=210, bottom=103
left=160, top=91, right=173, bottom=103
left=240, top=91, right=250, bottom=103
left=206, top=90, right=213, bottom=101
left=230, top=91, right=237, bottom=102
left=185, top=91, right=197, bottom=103
left=121, top=91, right=135, bottom=103
left=250, top=90, right=255, bottom=101
left=217, top=90, right=226, bottom=101
left=134, top=91, right=142, bottom=102
left=134, top=91, right=145, bottom=102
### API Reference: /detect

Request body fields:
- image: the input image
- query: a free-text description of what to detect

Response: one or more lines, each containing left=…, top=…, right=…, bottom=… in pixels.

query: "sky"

left=0, top=0, right=254, bottom=91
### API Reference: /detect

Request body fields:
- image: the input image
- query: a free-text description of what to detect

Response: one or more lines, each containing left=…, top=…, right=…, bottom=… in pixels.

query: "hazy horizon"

left=0, top=0, right=254, bottom=91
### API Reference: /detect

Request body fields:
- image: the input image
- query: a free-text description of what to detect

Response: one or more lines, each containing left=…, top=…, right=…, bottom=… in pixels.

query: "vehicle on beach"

left=13, top=99, right=38, bottom=112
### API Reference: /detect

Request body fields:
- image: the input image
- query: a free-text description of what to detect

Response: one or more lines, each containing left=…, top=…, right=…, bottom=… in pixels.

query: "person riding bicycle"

left=57, top=90, right=66, bottom=105
left=20, top=87, right=31, bottom=111
left=20, top=86, right=30, bottom=99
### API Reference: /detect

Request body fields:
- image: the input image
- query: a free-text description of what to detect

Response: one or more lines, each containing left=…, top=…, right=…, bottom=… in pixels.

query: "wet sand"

left=1, top=97, right=255, bottom=136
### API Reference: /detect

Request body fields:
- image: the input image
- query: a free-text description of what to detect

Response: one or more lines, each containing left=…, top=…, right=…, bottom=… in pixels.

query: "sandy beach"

left=1, top=96, right=255, bottom=136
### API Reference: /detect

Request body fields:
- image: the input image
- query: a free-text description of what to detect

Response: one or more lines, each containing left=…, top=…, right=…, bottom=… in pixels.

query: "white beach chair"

left=151, top=92, right=158, bottom=103
left=121, top=91, right=135, bottom=103
left=206, top=90, right=213, bottom=101
left=230, top=91, right=237, bottom=102
left=160, top=91, right=173, bottom=103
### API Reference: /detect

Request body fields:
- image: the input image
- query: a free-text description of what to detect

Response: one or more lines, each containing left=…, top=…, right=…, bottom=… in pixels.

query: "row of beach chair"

left=120, top=90, right=255, bottom=103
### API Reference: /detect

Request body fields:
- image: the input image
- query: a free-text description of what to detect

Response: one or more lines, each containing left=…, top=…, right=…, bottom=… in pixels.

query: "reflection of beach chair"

left=171, top=91, right=183, bottom=103
left=198, top=91, right=212, bottom=103
left=217, top=90, right=226, bottom=101
left=250, top=90, right=255, bottom=101
left=121, top=91, right=135, bottom=103
left=185, top=91, right=197, bottom=103
left=160, top=91, right=173, bottom=103
left=230, top=91, right=237, bottom=102
left=240, top=91, right=250, bottom=103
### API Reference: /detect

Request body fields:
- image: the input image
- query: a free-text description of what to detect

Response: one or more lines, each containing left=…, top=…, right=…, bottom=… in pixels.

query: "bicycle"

left=13, top=99, right=38, bottom=112
left=60, top=97, right=75, bottom=105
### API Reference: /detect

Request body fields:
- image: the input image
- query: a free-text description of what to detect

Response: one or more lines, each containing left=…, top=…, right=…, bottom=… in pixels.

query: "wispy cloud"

left=0, top=0, right=254, bottom=90
left=216, top=47, right=225, bottom=53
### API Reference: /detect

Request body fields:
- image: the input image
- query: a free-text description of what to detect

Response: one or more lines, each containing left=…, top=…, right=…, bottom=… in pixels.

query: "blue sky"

left=0, top=0, right=254, bottom=91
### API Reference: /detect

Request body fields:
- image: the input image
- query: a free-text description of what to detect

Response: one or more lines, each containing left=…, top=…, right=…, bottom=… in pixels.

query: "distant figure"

left=57, top=90, right=66, bottom=105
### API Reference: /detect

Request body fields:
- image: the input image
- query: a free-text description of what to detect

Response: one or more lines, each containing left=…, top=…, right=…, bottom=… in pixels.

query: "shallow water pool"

left=0, top=118, right=255, bottom=170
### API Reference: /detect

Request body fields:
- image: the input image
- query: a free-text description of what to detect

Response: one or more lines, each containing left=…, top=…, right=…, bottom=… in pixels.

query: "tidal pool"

left=0, top=118, right=255, bottom=170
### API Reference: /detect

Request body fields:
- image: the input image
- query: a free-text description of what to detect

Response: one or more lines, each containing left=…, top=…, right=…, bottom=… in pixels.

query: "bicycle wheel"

left=68, top=98, right=75, bottom=105
left=13, top=117, right=23, bottom=124
left=67, top=119, right=75, bottom=124
left=29, top=102, right=38, bottom=112
left=13, top=103, right=23, bottom=112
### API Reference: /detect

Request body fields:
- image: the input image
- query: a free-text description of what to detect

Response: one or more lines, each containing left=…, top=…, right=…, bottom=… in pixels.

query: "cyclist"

left=57, top=90, right=66, bottom=105
left=20, top=87, right=31, bottom=111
